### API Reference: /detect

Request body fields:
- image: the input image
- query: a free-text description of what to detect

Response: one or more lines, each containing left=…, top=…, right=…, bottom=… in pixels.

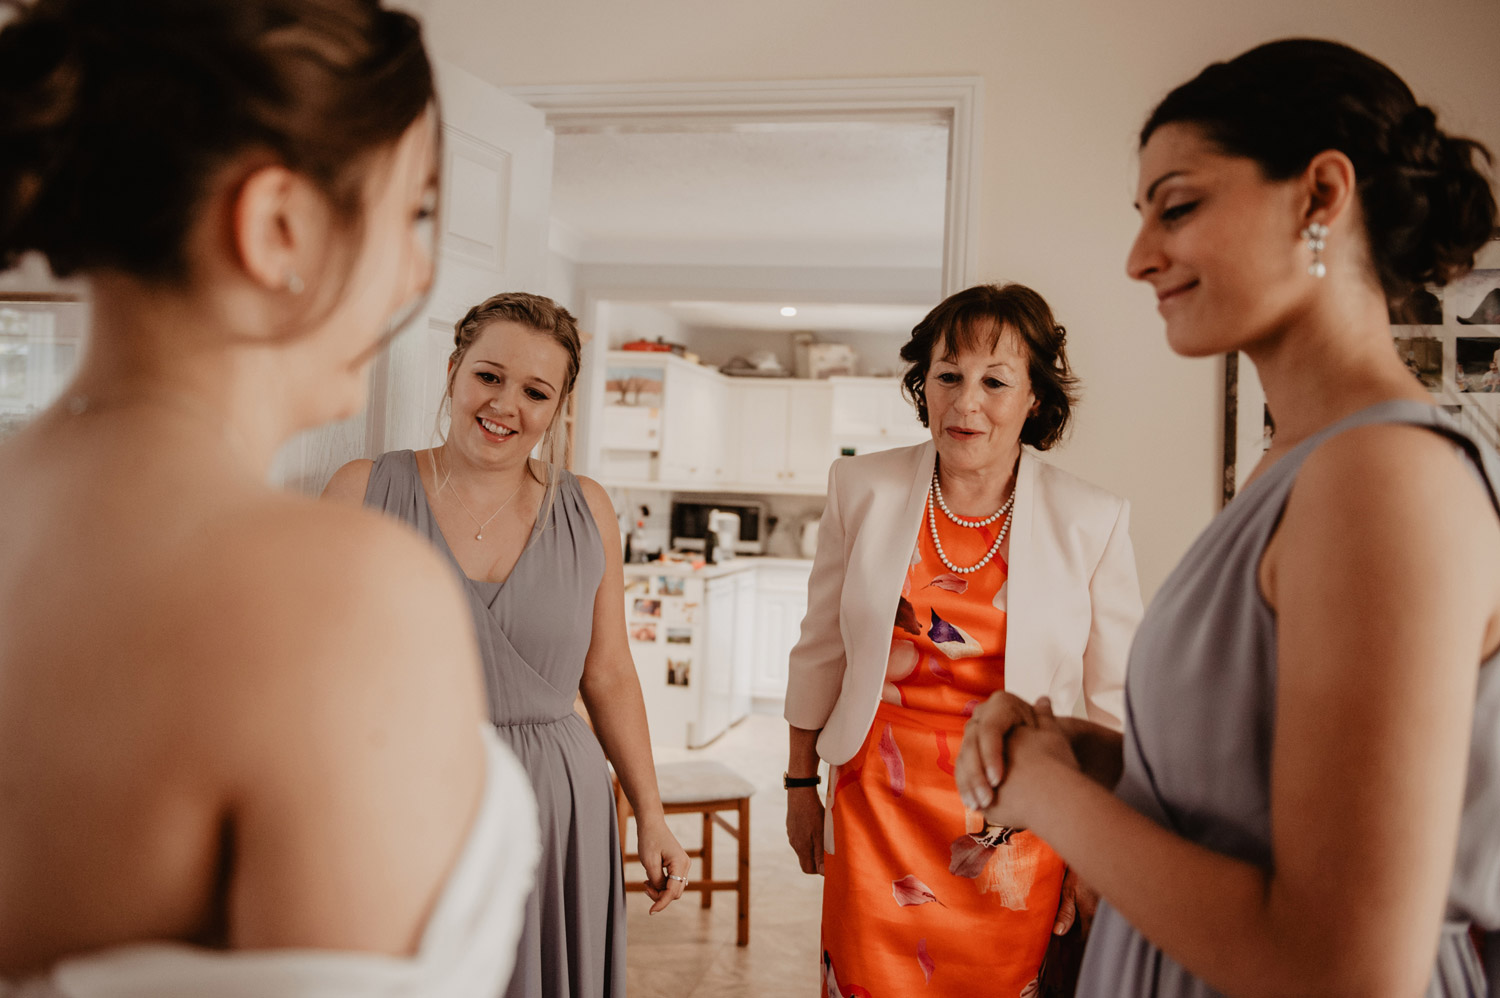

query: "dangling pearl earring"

left=1301, top=223, right=1329, bottom=279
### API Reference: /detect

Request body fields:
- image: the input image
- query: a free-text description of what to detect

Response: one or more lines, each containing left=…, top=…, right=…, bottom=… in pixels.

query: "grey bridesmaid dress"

left=365, top=451, right=626, bottom=998
left=1078, top=402, right=1500, bottom=997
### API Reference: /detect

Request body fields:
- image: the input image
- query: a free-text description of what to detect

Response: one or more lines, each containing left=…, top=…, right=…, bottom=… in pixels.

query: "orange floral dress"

left=820, top=493, right=1065, bottom=998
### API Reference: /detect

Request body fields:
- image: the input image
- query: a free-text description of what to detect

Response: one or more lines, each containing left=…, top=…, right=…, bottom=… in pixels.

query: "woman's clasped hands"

left=954, top=693, right=1079, bottom=827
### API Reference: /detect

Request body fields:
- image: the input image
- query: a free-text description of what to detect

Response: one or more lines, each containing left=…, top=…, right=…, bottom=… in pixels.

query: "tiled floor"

left=623, top=709, right=822, bottom=997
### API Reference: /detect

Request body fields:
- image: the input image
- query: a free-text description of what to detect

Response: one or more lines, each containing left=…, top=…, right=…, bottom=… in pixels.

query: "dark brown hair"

left=899, top=283, right=1079, bottom=451
left=1141, top=38, right=1496, bottom=307
left=0, top=0, right=435, bottom=282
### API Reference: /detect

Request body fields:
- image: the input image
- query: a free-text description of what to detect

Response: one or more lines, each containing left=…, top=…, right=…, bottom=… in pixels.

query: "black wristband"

left=783, top=772, right=821, bottom=789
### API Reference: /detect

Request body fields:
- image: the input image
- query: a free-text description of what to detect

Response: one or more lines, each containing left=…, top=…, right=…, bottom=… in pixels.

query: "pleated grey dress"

left=1079, top=402, right=1500, bottom=998
left=365, top=451, right=626, bottom=998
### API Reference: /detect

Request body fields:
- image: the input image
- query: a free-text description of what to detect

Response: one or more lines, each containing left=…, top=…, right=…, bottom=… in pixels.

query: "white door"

left=272, top=60, right=554, bottom=491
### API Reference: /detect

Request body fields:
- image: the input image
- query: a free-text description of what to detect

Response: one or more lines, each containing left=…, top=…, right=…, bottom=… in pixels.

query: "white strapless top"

left=2, top=726, right=539, bottom=998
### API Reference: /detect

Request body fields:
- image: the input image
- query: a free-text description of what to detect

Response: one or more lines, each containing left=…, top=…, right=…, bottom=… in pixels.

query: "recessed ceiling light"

left=780, top=306, right=798, bottom=317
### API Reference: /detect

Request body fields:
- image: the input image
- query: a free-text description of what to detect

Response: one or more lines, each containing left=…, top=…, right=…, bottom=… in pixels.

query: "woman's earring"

left=1301, top=223, right=1329, bottom=279
left=285, top=270, right=304, bottom=295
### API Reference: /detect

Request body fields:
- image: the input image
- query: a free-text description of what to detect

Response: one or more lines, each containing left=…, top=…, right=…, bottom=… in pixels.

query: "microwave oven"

left=670, top=496, right=767, bottom=555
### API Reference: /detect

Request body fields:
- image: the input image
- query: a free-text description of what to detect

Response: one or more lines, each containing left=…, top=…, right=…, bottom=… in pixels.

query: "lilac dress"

left=1079, top=402, right=1500, bottom=997
left=365, top=451, right=626, bottom=998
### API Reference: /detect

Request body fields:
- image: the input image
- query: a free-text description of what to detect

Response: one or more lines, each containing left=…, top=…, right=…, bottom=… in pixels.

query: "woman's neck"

left=1246, top=286, right=1430, bottom=453
left=432, top=441, right=534, bottom=499
left=70, top=277, right=291, bottom=475
left=935, top=449, right=1020, bottom=518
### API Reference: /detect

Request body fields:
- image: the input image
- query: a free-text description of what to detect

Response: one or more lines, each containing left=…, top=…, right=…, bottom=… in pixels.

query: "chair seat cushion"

left=653, top=760, right=756, bottom=805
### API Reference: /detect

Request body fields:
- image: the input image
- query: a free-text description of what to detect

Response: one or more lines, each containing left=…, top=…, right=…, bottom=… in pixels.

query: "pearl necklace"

left=928, top=470, right=1015, bottom=574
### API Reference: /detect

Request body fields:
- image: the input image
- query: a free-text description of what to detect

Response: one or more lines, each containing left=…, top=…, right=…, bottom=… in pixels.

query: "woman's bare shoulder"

left=173, top=494, right=481, bottom=728
left=321, top=458, right=376, bottom=504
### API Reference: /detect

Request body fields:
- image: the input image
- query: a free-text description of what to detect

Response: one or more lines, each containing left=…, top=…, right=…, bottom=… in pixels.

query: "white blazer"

left=783, top=441, right=1143, bottom=767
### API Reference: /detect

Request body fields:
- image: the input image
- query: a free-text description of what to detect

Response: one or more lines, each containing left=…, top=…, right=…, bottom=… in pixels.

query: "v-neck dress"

left=365, top=450, right=625, bottom=998
left=1077, top=402, right=1500, bottom=997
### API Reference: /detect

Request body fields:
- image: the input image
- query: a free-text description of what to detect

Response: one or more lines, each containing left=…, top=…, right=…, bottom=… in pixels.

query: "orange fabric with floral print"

left=819, top=494, right=1065, bottom=998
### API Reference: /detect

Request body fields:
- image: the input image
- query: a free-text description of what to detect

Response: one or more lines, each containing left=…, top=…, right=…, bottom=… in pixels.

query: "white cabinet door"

left=733, top=383, right=790, bottom=486
left=785, top=382, right=833, bottom=487
left=658, top=364, right=698, bottom=481
left=730, top=571, right=757, bottom=723
left=831, top=380, right=886, bottom=439
left=753, top=567, right=812, bottom=700
left=661, top=363, right=729, bottom=485
left=830, top=378, right=927, bottom=457
left=695, top=577, right=736, bottom=748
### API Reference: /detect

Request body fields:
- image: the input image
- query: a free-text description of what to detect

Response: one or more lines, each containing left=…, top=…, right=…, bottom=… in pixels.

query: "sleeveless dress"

left=0, top=726, right=539, bottom=998
left=1078, top=401, right=1500, bottom=997
left=821, top=492, right=1066, bottom=997
left=365, top=451, right=626, bottom=998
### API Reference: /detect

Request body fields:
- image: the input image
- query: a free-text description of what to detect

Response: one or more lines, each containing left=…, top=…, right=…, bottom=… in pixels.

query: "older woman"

left=783, top=283, right=1143, bottom=996
left=325, top=292, right=687, bottom=998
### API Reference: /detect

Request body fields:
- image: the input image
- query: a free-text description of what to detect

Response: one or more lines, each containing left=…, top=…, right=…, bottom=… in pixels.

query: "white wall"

left=419, top=0, right=1500, bottom=598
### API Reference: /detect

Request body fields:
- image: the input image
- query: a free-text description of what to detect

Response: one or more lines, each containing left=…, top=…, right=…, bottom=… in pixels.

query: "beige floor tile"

left=624, top=711, right=823, bottom=997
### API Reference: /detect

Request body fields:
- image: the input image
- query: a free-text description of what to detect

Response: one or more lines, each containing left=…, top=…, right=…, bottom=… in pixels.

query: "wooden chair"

left=615, top=759, right=755, bottom=945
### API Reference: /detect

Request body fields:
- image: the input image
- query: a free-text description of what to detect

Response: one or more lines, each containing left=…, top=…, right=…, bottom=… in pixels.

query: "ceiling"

left=549, top=120, right=950, bottom=269
left=657, top=300, right=928, bottom=336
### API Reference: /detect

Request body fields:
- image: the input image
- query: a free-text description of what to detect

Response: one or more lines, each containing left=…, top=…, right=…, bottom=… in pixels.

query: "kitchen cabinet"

left=830, top=377, right=928, bottom=456
left=752, top=565, right=812, bottom=700
left=659, top=361, right=728, bottom=484
left=731, top=380, right=833, bottom=488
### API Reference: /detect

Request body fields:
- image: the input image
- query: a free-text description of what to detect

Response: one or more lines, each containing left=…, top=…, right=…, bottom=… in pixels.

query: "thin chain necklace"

left=435, top=448, right=525, bottom=540
left=928, top=468, right=1015, bottom=575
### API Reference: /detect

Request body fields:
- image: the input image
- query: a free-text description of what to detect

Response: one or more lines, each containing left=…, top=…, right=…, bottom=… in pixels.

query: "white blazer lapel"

left=1002, top=450, right=1052, bottom=703
left=848, top=442, right=934, bottom=680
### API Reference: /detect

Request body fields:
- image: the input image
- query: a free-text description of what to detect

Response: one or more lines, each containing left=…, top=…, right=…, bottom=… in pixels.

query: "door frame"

left=506, top=77, right=981, bottom=297
left=509, top=78, right=981, bottom=477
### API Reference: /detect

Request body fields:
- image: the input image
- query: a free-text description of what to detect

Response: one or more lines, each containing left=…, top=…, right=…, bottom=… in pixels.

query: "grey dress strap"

left=1078, top=401, right=1500, bottom=998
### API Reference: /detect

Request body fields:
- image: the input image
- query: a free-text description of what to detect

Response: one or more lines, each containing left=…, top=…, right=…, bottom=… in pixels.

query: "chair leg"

left=701, top=809, right=714, bottom=909
left=736, top=797, right=750, bottom=946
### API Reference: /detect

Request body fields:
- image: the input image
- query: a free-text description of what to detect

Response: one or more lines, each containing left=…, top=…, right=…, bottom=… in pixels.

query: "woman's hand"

left=955, top=691, right=1038, bottom=810
left=1053, top=867, right=1100, bottom=937
left=981, top=698, right=1079, bottom=829
left=636, top=815, right=691, bottom=914
left=785, top=787, right=826, bottom=875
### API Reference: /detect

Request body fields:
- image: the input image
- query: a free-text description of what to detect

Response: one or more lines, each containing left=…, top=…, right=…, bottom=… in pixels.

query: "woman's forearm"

left=1015, top=757, right=1297, bottom=995
left=582, top=664, right=664, bottom=824
left=787, top=725, right=822, bottom=779
left=1057, top=718, right=1124, bottom=789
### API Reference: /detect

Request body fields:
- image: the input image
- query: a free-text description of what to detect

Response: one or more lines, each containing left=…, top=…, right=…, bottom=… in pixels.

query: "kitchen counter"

left=622, top=556, right=813, bottom=580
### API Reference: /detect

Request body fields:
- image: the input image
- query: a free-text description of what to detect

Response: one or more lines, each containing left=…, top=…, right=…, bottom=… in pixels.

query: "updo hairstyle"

left=899, top=283, right=1079, bottom=451
left=0, top=0, right=435, bottom=283
left=1141, top=38, right=1497, bottom=306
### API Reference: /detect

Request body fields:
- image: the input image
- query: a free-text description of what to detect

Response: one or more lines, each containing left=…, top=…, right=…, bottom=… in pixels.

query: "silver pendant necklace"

left=437, top=449, right=525, bottom=540
left=928, top=469, right=1015, bottom=575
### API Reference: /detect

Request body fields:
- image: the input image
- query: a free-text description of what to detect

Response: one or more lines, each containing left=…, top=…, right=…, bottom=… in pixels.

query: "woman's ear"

left=231, top=164, right=326, bottom=294
left=1299, top=149, right=1357, bottom=233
